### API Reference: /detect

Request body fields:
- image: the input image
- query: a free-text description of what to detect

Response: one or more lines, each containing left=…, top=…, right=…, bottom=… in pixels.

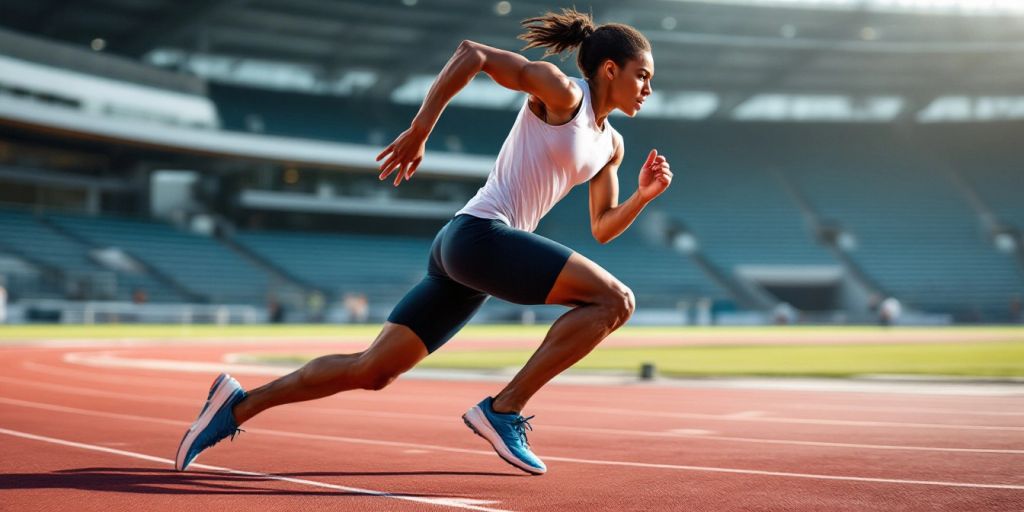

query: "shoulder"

left=521, top=63, right=582, bottom=111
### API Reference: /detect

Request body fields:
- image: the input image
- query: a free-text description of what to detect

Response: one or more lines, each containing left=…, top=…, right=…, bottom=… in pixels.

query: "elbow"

left=592, top=230, right=612, bottom=245
left=457, top=40, right=484, bottom=67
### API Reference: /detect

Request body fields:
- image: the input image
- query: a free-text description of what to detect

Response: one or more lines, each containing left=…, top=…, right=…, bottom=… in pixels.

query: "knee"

left=354, top=359, right=402, bottom=391
left=598, top=283, right=635, bottom=328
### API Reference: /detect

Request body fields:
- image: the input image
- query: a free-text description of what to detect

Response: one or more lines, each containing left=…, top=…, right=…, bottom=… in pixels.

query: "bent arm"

left=589, top=135, right=651, bottom=244
left=378, top=40, right=582, bottom=186
left=411, top=40, right=580, bottom=134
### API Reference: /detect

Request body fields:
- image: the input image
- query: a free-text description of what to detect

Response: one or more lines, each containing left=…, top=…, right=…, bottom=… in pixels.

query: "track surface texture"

left=1, top=337, right=1022, bottom=511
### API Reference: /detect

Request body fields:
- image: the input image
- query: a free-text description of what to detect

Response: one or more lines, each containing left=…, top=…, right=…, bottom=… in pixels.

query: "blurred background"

left=0, top=0, right=1021, bottom=326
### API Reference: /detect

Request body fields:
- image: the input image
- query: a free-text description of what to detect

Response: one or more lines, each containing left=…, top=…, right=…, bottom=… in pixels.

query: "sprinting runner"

left=177, top=7, right=671, bottom=475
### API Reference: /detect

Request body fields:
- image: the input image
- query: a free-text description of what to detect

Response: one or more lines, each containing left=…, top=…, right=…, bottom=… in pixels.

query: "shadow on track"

left=0, top=467, right=520, bottom=496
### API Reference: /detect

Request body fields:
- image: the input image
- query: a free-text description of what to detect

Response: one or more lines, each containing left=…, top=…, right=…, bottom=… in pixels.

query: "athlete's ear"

left=602, top=59, right=617, bottom=81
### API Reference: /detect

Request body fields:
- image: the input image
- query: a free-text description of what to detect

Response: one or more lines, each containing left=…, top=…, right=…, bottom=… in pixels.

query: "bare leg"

left=232, top=322, right=427, bottom=425
left=491, top=253, right=634, bottom=413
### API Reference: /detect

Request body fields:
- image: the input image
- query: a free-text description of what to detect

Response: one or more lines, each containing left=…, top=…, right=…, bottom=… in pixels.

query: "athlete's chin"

left=622, top=106, right=639, bottom=117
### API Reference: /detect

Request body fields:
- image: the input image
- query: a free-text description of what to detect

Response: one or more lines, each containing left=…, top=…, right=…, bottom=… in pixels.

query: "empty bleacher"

left=784, top=132, right=1023, bottom=320
left=48, top=213, right=272, bottom=304
left=233, top=229, right=431, bottom=307
left=0, top=207, right=183, bottom=302
left=538, top=187, right=728, bottom=307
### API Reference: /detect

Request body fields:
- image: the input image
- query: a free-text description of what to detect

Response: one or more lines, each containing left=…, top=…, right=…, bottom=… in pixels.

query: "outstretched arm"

left=589, top=135, right=673, bottom=244
left=376, top=40, right=582, bottom=186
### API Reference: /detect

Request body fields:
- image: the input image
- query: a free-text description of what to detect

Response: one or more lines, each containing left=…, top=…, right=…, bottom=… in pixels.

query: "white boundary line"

left=537, top=404, right=1024, bottom=432
left=771, top=402, right=1024, bottom=417
left=1, top=397, right=1022, bottom=491
left=303, top=407, right=1024, bottom=455
left=10, top=372, right=1019, bottom=433
left=2, top=374, right=1023, bottom=455
left=0, top=426, right=511, bottom=512
left=61, top=349, right=1024, bottom=396
left=23, top=360, right=206, bottom=388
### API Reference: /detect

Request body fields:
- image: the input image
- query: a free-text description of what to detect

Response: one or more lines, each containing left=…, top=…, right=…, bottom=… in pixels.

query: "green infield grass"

left=2, top=324, right=1022, bottom=377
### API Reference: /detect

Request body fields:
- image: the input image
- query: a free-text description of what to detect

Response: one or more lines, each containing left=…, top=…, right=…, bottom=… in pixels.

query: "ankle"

left=490, top=396, right=521, bottom=415
left=231, top=401, right=249, bottom=426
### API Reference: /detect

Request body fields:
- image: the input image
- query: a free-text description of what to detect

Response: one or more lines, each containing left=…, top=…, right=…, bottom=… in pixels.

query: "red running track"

left=1, top=340, right=1022, bottom=511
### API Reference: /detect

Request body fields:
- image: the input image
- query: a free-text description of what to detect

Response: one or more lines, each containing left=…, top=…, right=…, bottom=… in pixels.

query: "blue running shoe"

left=462, top=397, right=546, bottom=475
left=175, top=372, right=247, bottom=471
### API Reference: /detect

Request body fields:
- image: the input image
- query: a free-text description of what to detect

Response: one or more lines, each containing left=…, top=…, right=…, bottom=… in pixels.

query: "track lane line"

left=3, top=375, right=1022, bottom=454
left=0, top=426, right=513, bottom=512
left=2, top=397, right=1022, bottom=491
left=4, top=374, right=1019, bottom=433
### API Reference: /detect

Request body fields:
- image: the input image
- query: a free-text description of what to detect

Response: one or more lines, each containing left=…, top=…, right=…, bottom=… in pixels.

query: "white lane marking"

left=23, top=360, right=201, bottom=388
left=10, top=370, right=1022, bottom=433
left=725, top=411, right=765, bottom=418
left=0, top=427, right=512, bottom=512
left=778, top=402, right=1024, bottom=417
left=1, top=397, right=1022, bottom=490
left=38, top=358, right=1024, bottom=424
left=64, top=351, right=290, bottom=376
left=537, top=404, right=1024, bottom=432
left=403, top=449, right=431, bottom=454
left=667, top=429, right=716, bottom=436
left=61, top=349, right=1024, bottom=396
left=2, top=375, right=1022, bottom=455
left=0, top=375, right=198, bottom=405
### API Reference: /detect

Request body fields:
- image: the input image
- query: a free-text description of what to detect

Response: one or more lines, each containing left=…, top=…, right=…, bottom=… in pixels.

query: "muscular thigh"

left=544, top=252, right=628, bottom=307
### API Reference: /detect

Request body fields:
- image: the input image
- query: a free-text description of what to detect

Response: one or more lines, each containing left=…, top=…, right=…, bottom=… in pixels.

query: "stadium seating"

left=661, top=164, right=833, bottom=270
left=0, top=207, right=183, bottom=302
left=538, top=187, right=728, bottom=306
left=210, top=84, right=513, bottom=156
left=48, top=213, right=271, bottom=304
left=968, top=167, right=1024, bottom=228
left=783, top=134, right=1023, bottom=320
left=233, top=229, right=432, bottom=306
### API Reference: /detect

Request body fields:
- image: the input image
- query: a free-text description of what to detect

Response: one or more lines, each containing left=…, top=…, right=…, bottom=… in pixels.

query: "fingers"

left=379, top=160, right=397, bottom=180
left=393, top=163, right=406, bottom=186
left=405, top=157, right=422, bottom=181
left=644, top=149, right=657, bottom=168
left=650, top=159, right=672, bottom=185
left=375, top=144, right=394, bottom=162
left=379, top=152, right=400, bottom=175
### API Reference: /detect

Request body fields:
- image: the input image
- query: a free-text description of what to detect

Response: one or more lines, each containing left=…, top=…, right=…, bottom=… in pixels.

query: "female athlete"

left=176, top=7, right=672, bottom=475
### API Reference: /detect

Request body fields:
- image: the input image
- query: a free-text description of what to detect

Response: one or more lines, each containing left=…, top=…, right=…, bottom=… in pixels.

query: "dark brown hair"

left=519, top=7, right=651, bottom=80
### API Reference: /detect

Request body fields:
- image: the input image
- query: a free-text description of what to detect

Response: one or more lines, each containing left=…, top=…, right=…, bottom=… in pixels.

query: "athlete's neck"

left=585, top=78, right=611, bottom=130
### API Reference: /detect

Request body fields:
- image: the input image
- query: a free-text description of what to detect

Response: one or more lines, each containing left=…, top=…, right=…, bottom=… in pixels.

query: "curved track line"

left=0, top=427, right=512, bottom=512
left=2, top=397, right=1022, bottom=491
left=4, top=373, right=1023, bottom=454
left=43, top=354, right=1024, bottom=431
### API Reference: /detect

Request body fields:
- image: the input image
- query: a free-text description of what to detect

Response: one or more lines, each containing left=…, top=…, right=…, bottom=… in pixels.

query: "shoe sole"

left=175, top=373, right=237, bottom=471
left=462, top=406, right=545, bottom=475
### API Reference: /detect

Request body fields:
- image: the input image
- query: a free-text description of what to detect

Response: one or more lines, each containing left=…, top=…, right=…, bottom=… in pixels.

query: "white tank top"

left=455, top=77, right=617, bottom=232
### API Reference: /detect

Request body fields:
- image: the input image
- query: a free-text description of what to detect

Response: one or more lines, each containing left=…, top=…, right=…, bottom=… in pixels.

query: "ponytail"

left=518, top=7, right=596, bottom=58
left=518, top=7, right=651, bottom=80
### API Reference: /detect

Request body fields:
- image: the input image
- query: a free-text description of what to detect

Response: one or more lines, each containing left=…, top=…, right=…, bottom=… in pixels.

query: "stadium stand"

left=538, top=187, right=729, bottom=307
left=47, top=212, right=272, bottom=304
left=783, top=132, right=1023, bottom=320
left=0, top=207, right=184, bottom=302
left=211, top=83, right=519, bottom=155
left=665, top=164, right=832, bottom=269
left=233, top=229, right=431, bottom=307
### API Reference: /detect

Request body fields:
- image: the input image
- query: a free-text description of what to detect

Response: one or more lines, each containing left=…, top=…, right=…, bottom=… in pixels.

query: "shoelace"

left=511, top=415, right=535, bottom=446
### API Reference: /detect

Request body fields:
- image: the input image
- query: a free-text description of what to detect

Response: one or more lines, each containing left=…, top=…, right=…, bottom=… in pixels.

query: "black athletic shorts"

left=388, top=213, right=573, bottom=353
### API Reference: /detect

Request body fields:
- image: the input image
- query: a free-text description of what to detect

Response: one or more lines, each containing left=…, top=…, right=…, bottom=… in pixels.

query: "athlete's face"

left=606, top=51, right=653, bottom=117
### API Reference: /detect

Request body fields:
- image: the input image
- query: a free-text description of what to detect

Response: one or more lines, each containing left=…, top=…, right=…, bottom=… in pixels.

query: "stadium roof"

left=2, top=0, right=1023, bottom=121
